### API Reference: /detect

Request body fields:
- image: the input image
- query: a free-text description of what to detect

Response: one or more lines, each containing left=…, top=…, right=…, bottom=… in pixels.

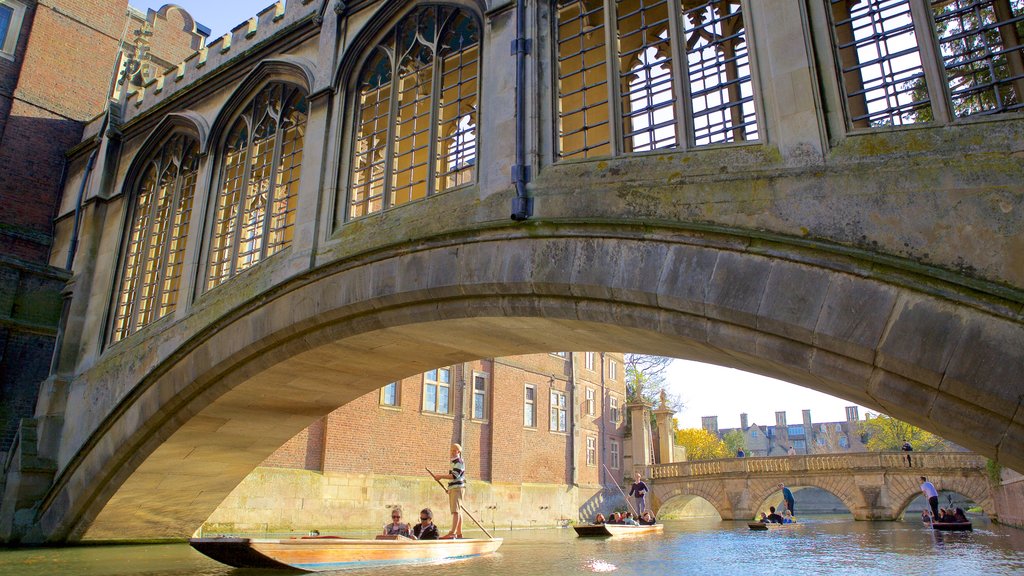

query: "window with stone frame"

left=555, top=0, right=759, bottom=160
left=207, top=82, right=307, bottom=290
left=112, top=134, right=200, bottom=343
left=610, top=438, right=621, bottom=469
left=585, top=351, right=595, bottom=371
left=551, top=389, right=568, bottom=432
left=524, top=384, right=537, bottom=427
left=380, top=382, right=400, bottom=406
left=472, top=371, right=488, bottom=420
left=585, top=387, right=596, bottom=415
left=423, top=367, right=451, bottom=414
left=348, top=5, right=480, bottom=220
left=0, top=0, right=27, bottom=60
left=827, top=0, right=1024, bottom=128
left=587, top=435, right=597, bottom=465
left=609, top=395, right=620, bottom=423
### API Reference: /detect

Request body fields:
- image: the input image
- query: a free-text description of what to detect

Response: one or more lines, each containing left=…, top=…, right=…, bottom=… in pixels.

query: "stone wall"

left=202, top=467, right=623, bottom=534
left=993, top=469, right=1024, bottom=529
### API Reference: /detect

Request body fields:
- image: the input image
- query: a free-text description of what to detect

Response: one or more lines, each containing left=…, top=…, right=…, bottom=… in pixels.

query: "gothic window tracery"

left=207, top=82, right=307, bottom=290
left=556, top=0, right=758, bottom=160
left=348, top=5, right=480, bottom=220
left=113, top=134, right=199, bottom=342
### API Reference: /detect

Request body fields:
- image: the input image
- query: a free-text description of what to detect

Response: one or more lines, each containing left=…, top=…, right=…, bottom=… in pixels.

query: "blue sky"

left=132, top=1, right=873, bottom=433
left=135, top=1, right=274, bottom=39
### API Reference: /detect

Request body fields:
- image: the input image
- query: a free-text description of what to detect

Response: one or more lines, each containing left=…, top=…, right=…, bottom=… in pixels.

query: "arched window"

left=207, top=82, right=307, bottom=290
left=112, top=134, right=200, bottom=342
left=348, top=5, right=480, bottom=219
left=556, top=0, right=758, bottom=159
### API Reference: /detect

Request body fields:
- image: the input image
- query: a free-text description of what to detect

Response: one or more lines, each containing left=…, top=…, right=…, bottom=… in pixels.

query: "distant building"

left=705, top=407, right=866, bottom=456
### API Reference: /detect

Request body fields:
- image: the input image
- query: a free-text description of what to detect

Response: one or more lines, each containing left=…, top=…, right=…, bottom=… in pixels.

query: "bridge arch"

left=748, top=479, right=860, bottom=519
left=890, top=474, right=994, bottom=519
left=30, top=230, right=1024, bottom=542
left=654, top=488, right=726, bottom=520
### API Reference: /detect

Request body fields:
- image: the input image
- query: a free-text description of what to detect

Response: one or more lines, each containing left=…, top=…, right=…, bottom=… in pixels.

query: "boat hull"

left=573, top=524, right=663, bottom=537
left=926, top=522, right=973, bottom=532
left=190, top=536, right=503, bottom=572
left=748, top=522, right=795, bottom=530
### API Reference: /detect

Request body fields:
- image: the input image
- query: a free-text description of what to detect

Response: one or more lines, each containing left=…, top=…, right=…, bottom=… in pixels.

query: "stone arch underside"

left=34, top=231, right=1024, bottom=542
left=651, top=482, right=728, bottom=519
left=889, top=474, right=994, bottom=519
left=748, top=477, right=862, bottom=519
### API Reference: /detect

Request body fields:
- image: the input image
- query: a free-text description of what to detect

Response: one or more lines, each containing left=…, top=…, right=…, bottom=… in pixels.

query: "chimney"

left=701, top=416, right=719, bottom=435
left=740, top=413, right=748, bottom=431
left=802, top=409, right=812, bottom=432
left=846, top=406, right=859, bottom=422
left=775, top=411, right=787, bottom=427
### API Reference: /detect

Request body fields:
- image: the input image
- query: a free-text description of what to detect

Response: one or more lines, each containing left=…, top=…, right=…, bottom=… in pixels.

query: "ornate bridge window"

left=112, top=134, right=199, bottom=342
left=555, top=0, right=758, bottom=161
left=828, top=0, right=1023, bottom=128
left=207, top=83, right=307, bottom=290
left=348, top=5, right=480, bottom=219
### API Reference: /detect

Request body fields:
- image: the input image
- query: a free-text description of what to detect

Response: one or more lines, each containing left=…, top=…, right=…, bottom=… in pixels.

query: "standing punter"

left=920, top=476, right=939, bottom=520
left=629, top=472, right=650, bottom=514
left=431, top=443, right=466, bottom=539
left=779, top=483, right=795, bottom=516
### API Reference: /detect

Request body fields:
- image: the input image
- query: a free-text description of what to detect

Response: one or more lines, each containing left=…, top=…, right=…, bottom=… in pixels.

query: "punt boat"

left=747, top=522, right=796, bottom=531
left=189, top=535, right=503, bottom=572
left=925, top=521, right=973, bottom=532
left=573, top=523, right=663, bottom=537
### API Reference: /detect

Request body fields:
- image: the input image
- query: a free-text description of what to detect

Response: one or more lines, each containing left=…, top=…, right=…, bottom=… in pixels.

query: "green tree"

left=675, top=427, right=730, bottom=461
left=722, top=429, right=745, bottom=455
left=857, top=413, right=946, bottom=452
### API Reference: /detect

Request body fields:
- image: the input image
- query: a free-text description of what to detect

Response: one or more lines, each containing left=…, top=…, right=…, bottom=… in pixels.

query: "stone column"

left=627, top=401, right=653, bottom=470
left=653, top=396, right=675, bottom=464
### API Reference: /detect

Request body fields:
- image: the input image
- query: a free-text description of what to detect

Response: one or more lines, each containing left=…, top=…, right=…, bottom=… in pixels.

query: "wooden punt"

left=573, top=523, right=664, bottom=537
left=747, top=522, right=796, bottom=531
left=925, top=521, right=973, bottom=532
left=189, top=535, right=503, bottom=572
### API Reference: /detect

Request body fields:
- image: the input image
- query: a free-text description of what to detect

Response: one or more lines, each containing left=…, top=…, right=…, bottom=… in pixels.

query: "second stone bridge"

left=644, top=452, right=992, bottom=521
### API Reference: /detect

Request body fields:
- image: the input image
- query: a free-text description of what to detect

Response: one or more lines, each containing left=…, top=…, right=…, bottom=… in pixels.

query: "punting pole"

left=603, top=464, right=638, bottom=517
left=426, top=468, right=493, bottom=539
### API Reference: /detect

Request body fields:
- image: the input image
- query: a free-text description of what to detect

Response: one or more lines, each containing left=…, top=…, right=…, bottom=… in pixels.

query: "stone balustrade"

left=647, top=452, right=986, bottom=480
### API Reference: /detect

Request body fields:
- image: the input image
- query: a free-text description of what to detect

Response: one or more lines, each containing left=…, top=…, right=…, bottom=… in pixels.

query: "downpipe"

left=510, top=0, right=532, bottom=220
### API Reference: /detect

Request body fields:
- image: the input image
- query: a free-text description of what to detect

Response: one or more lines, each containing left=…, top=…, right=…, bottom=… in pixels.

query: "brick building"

left=204, top=352, right=630, bottom=533
left=0, top=1, right=205, bottom=460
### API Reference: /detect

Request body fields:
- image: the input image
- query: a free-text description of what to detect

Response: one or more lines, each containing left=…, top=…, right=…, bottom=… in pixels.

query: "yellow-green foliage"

left=857, top=414, right=946, bottom=452
left=675, top=428, right=729, bottom=461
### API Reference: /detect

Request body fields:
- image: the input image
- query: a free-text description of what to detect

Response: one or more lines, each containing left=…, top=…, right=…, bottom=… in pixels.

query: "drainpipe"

left=65, top=149, right=98, bottom=271
left=510, top=0, right=532, bottom=220
left=599, top=352, right=606, bottom=487
left=569, top=353, right=577, bottom=486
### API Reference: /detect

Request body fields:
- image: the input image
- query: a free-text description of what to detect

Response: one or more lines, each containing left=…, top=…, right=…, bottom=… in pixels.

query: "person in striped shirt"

left=431, top=443, right=466, bottom=539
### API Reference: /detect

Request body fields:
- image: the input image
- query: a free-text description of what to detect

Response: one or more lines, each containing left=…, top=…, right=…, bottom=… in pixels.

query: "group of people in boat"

left=922, top=507, right=969, bottom=524
left=383, top=442, right=469, bottom=540
left=593, top=511, right=658, bottom=526
left=758, top=506, right=796, bottom=524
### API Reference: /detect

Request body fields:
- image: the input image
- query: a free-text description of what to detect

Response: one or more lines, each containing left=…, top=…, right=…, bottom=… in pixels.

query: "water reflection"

left=1, top=517, right=1022, bottom=576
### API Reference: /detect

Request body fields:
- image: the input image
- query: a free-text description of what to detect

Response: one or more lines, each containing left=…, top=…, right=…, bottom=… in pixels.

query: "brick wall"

left=260, top=353, right=628, bottom=490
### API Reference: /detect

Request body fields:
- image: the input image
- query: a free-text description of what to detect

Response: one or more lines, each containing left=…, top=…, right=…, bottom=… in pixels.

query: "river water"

left=1, top=517, right=1022, bottom=575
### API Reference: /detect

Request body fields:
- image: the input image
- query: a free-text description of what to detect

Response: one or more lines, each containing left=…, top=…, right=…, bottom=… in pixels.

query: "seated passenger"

left=382, top=508, right=411, bottom=537
left=621, top=512, right=639, bottom=526
left=938, top=508, right=953, bottom=523
left=608, top=512, right=621, bottom=524
left=952, top=508, right=968, bottom=523
left=782, top=509, right=794, bottom=524
left=412, top=508, right=439, bottom=540
left=639, top=512, right=657, bottom=525
left=765, top=506, right=784, bottom=524
left=759, top=512, right=769, bottom=523
left=594, top=513, right=606, bottom=525
left=921, top=510, right=932, bottom=523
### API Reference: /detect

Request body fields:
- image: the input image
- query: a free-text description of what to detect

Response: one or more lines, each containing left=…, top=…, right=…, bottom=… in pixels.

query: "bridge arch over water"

left=2, top=0, right=1022, bottom=544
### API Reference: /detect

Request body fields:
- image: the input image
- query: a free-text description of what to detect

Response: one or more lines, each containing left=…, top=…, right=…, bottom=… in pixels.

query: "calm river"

left=2, top=517, right=1023, bottom=575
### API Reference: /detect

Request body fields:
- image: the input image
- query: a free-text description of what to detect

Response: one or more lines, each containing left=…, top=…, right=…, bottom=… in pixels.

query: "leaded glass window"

left=349, top=5, right=480, bottom=219
left=113, top=134, right=199, bottom=342
left=555, top=0, right=758, bottom=160
left=207, top=83, right=307, bottom=290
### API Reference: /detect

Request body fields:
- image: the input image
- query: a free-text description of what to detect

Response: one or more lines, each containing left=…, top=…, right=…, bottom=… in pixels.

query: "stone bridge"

left=0, top=0, right=1022, bottom=543
left=646, top=452, right=993, bottom=521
